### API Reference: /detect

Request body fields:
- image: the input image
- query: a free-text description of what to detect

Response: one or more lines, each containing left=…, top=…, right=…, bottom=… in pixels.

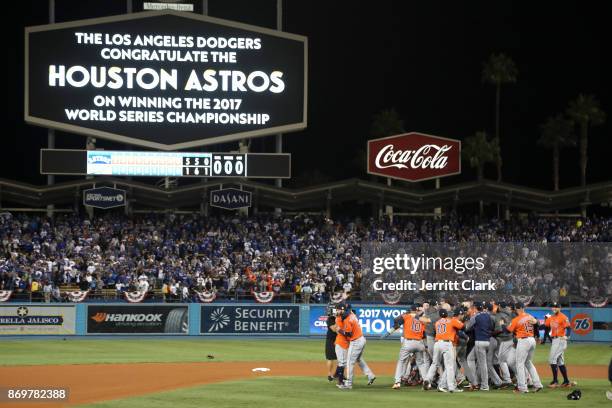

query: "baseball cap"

left=486, top=303, right=494, bottom=311
left=498, top=301, right=508, bottom=309
left=438, top=309, right=448, bottom=318
left=514, top=302, right=525, bottom=309
left=452, top=307, right=463, bottom=317
left=409, top=304, right=419, bottom=311
left=475, top=301, right=485, bottom=311
left=551, top=301, right=560, bottom=308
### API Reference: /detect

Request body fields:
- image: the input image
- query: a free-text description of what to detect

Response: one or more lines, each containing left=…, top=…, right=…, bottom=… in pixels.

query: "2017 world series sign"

left=25, top=11, right=307, bottom=150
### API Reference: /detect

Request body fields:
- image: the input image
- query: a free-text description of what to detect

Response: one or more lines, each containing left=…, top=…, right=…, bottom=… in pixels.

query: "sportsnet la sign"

left=367, top=132, right=461, bottom=182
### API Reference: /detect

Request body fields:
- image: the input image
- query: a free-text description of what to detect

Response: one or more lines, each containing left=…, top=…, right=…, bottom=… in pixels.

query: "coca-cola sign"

left=367, top=132, right=461, bottom=182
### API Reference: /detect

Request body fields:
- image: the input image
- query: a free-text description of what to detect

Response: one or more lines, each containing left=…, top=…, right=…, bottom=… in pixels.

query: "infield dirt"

left=0, top=362, right=606, bottom=407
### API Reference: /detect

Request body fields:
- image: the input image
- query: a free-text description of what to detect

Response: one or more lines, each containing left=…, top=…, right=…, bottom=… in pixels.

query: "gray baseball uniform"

left=425, top=341, right=458, bottom=392
left=549, top=337, right=567, bottom=365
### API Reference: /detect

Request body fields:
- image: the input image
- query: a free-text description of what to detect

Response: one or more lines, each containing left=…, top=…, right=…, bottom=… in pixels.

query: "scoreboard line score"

left=40, top=149, right=291, bottom=179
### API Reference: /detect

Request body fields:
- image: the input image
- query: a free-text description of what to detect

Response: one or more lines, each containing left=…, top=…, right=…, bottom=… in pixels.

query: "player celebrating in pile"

left=391, top=304, right=431, bottom=389
left=422, top=309, right=465, bottom=393
left=336, top=303, right=376, bottom=390
left=500, top=302, right=544, bottom=393
left=545, top=302, right=575, bottom=388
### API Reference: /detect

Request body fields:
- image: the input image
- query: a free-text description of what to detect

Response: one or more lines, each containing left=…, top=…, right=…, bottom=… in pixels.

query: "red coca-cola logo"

left=367, top=132, right=461, bottom=182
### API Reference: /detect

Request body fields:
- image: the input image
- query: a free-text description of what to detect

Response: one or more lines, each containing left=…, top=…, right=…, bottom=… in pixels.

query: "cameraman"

left=324, top=304, right=338, bottom=382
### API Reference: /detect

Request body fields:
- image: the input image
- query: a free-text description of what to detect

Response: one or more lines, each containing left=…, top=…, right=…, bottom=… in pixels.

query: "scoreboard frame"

left=40, top=149, right=291, bottom=179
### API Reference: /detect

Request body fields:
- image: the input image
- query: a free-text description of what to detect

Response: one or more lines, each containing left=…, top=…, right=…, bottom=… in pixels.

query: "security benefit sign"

left=201, top=305, right=299, bottom=335
left=25, top=11, right=307, bottom=150
left=0, top=305, right=76, bottom=335
left=367, top=132, right=461, bottom=182
left=83, top=186, right=126, bottom=209
left=87, top=305, right=188, bottom=334
left=210, top=188, right=251, bottom=210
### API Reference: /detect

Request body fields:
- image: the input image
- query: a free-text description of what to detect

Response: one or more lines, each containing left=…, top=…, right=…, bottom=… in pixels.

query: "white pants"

left=549, top=337, right=567, bottom=365
left=345, top=337, right=374, bottom=385
left=516, top=337, right=543, bottom=392
left=394, top=339, right=430, bottom=383
left=497, top=339, right=514, bottom=383
left=425, top=341, right=457, bottom=392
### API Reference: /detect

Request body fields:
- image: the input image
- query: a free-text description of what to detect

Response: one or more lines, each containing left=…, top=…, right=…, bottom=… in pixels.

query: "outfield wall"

left=0, top=303, right=609, bottom=342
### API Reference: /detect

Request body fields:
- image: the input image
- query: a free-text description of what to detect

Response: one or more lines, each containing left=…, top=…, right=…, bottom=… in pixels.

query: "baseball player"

left=336, top=304, right=376, bottom=389
left=494, top=302, right=515, bottom=386
left=500, top=302, right=543, bottom=393
left=464, top=301, right=496, bottom=390
left=422, top=309, right=465, bottom=393
left=545, top=302, right=573, bottom=388
left=391, top=304, right=431, bottom=389
left=453, top=307, right=476, bottom=387
left=422, top=301, right=438, bottom=359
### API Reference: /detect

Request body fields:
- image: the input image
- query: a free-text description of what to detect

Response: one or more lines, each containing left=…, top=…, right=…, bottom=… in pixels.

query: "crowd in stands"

left=1, top=212, right=610, bottom=304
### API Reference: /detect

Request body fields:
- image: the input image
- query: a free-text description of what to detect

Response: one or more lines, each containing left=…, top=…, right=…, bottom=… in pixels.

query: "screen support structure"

left=46, top=0, right=55, bottom=218
left=275, top=0, right=283, bottom=215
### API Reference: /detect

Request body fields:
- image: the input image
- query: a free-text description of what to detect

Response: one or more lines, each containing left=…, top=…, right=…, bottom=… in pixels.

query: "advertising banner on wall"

left=0, top=305, right=76, bottom=335
left=26, top=11, right=307, bottom=150
left=87, top=305, right=188, bottom=334
left=201, top=305, right=299, bottom=335
left=309, top=305, right=408, bottom=336
left=83, top=186, right=126, bottom=209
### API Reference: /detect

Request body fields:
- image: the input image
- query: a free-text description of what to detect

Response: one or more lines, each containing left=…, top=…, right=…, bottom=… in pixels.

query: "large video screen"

left=25, top=11, right=307, bottom=150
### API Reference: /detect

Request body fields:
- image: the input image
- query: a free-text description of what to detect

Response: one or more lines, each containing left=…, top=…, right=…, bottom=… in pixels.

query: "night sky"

left=6, top=0, right=612, bottom=189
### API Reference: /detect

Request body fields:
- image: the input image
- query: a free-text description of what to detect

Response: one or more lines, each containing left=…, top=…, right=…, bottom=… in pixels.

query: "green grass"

left=0, top=339, right=609, bottom=366
left=80, top=376, right=611, bottom=408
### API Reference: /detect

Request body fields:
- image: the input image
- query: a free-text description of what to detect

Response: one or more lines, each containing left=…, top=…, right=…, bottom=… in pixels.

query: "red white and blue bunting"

left=0, top=290, right=12, bottom=302
left=253, top=291, right=274, bottom=303
left=381, top=292, right=403, bottom=305
left=589, top=297, right=607, bottom=308
left=511, top=295, right=534, bottom=306
left=195, top=290, right=216, bottom=303
left=331, top=292, right=347, bottom=304
left=124, top=290, right=147, bottom=303
left=65, top=290, right=89, bottom=303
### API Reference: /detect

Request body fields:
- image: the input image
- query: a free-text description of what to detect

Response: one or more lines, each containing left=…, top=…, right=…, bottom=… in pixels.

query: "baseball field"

left=0, top=338, right=610, bottom=408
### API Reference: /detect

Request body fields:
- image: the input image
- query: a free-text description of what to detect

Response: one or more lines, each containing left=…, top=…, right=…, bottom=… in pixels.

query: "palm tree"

left=463, top=131, right=498, bottom=181
left=370, top=108, right=404, bottom=139
left=482, top=53, right=518, bottom=182
left=463, top=131, right=498, bottom=215
left=538, top=114, right=575, bottom=190
left=566, top=94, right=606, bottom=186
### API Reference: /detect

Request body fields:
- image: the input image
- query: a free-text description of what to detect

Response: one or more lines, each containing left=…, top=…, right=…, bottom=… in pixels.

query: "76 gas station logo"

left=570, top=313, right=593, bottom=335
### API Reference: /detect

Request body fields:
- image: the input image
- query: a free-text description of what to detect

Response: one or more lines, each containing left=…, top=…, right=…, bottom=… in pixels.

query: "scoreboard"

left=41, top=149, right=290, bottom=179
left=86, top=151, right=245, bottom=177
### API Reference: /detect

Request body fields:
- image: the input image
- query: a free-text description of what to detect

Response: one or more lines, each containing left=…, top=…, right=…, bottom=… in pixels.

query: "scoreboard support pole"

left=275, top=0, right=284, bottom=215
left=46, top=0, right=55, bottom=218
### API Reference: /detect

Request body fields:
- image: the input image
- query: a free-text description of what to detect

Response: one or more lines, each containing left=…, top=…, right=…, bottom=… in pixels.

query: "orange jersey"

left=545, top=312, right=570, bottom=337
left=434, top=317, right=464, bottom=341
left=507, top=312, right=536, bottom=338
left=401, top=314, right=426, bottom=340
left=334, top=316, right=349, bottom=349
left=342, top=313, right=363, bottom=341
